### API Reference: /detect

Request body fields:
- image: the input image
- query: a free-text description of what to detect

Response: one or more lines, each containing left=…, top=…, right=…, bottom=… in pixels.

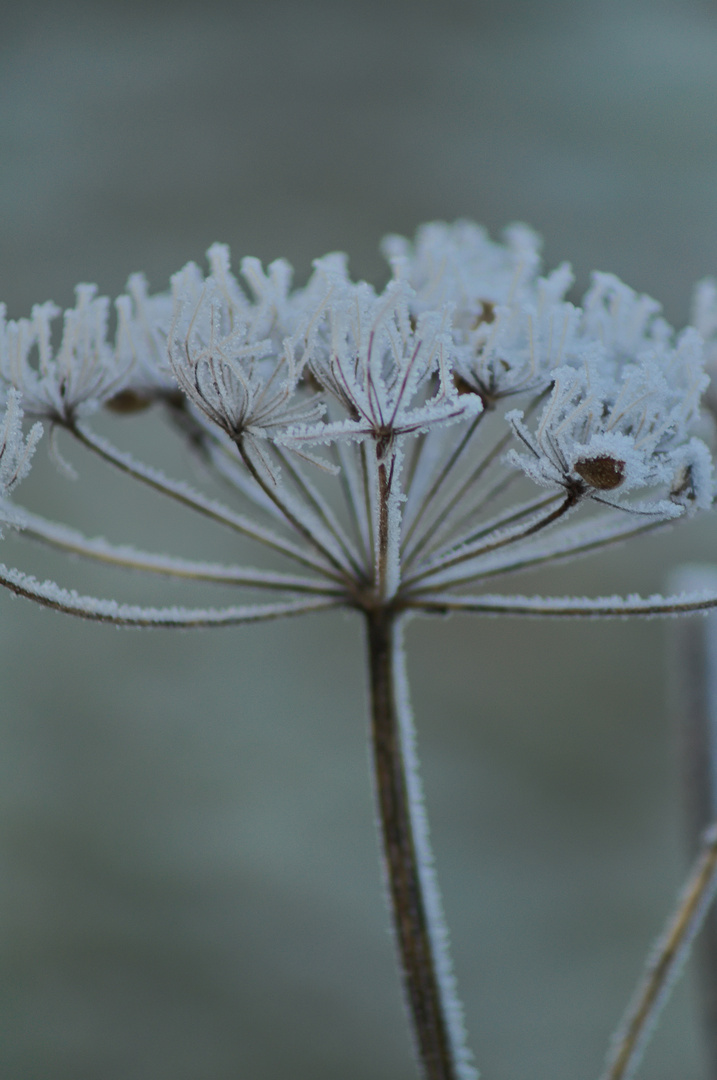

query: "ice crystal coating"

left=110, top=272, right=177, bottom=407
left=0, top=390, right=42, bottom=495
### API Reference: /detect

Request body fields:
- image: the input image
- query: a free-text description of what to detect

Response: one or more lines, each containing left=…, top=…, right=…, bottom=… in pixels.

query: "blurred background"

left=2, top=1, right=717, bottom=1077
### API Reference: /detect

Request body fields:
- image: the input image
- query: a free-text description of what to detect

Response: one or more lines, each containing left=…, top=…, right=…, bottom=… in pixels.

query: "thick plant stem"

left=365, top=608, right=475, bottom=1080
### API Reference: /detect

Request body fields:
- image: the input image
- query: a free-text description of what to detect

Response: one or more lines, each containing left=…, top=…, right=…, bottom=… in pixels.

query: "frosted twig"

left=409, top=589, right=717, bottom=618
left=403, top=493, right=572, bottom=590
left=0, top=561, right=340, bottom=626
left=16, top=508, right=342, bottom=595
left=365, top=609, right=477, bottom=1080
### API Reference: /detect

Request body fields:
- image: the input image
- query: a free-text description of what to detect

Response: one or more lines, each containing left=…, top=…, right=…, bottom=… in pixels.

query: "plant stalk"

left=365, top=608, right=475, bottom=1080
left=601, top=822, right=717, bottom=1080
left=672, top=601, right=717, bottom=1076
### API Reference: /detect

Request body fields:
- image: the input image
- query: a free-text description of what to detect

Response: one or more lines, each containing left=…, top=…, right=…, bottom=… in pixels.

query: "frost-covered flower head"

left=109, top=273, right=177, bottom=410
left=0, top=220, right=710, bottom=615
left=507, top=337, right=712, bottom=515
left=0, top=286, right=127, bottom=424
left=293, top=273, right=482, bottom=461
left=384, top=220, right=579, bottom=406
left=167, top=251, right=325, bottom=451
left=506, top=275, right=712, bottom=516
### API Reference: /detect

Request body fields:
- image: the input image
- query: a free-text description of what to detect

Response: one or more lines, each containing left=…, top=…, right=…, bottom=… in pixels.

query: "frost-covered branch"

left=15, top=508, right=342, bottom=595
left=0, top=561, right=339, bottom=626
left=408, top=590, right=717, bottom=619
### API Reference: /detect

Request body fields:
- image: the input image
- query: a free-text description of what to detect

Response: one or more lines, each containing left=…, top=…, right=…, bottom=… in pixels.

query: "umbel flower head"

left=5, top=221, right=717, bottom=1080
left=0, top=220, right=715, bottom=624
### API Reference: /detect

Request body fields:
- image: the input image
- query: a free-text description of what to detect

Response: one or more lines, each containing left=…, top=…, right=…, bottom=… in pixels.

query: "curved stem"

left=365, top=609, right=476, bottom=1080
left=407, top=590, right=717, bottom=618
left=0, top=560, right=339, bottom=627
left=450, top=512, right=671, bottom=588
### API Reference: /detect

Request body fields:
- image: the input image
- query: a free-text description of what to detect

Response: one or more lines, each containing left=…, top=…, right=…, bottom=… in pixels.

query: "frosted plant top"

left=0, top=220, right=716, bottom=626
left=0, top=220, right=714, bottom=521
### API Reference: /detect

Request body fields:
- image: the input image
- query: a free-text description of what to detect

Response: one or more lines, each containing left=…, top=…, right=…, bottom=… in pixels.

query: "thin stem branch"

left=407, top=589, right=717, bottom=618
left=273, top=443, right=366, bottom=578
left=331, top=437, right=371, bottom=567
left=408, top=491, right=562, bottom=587
left=404, top=391, right=547, bottom=568
left=236, top=437, right=354, bottom=581
left=365, top=609, right=475, bottom=1080
left=401, top=411, right=485, bottom=554
left=71, top=423, right=343, bottom=580
left=361, top=439, right=376, bottom=566
left=16, top=508, right=342, bottom=595
left=0, top=560, right=339, bottom=627
left=403, top=425, right=513, bottom=567
left=452, top=513, right=671, bottom=588
left=377, top=459, right=391, bottom=599
left=403, top=492, right=572, bottom=591
left=600, top=823, right=717, bottom=1080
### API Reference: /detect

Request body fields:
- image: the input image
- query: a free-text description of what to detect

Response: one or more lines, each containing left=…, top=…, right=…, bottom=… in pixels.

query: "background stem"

left=600, top=823, right=717, bottom=1080
left=671, top=578, right=717, bottom=1077
left=365, top=608, right=476, bottom=1080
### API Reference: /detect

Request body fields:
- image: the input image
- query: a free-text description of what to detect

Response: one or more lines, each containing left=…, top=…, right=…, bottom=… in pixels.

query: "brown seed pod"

left=574, top=454, right=626, bottom=490
left=452, top=373, right=478, bottom=396
left=105, top=389, right=153, bottom=414
left=471, top=300, right=496, bottom=328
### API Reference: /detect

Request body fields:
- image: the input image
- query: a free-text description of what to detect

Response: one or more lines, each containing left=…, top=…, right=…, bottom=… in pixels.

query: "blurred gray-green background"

left=2, top=2, right=717, bottom=1077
